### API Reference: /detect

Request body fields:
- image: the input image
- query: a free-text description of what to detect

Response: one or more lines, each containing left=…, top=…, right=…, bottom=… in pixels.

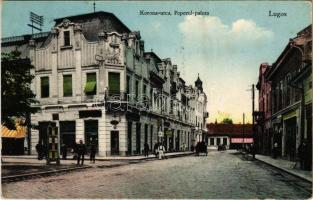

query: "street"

left=2, top=151, right=311, bottom=199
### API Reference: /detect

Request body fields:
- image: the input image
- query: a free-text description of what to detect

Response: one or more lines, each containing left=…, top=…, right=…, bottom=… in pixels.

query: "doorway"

left=84, top=120, right=98, bottom=153
left=111, top=131, right=119, bottom=155
left=127, top=122, right=132, bottom=155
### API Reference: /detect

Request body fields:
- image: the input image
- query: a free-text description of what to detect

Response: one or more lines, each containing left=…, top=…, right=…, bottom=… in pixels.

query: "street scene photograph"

left=1, top=1, right=312, bottom=199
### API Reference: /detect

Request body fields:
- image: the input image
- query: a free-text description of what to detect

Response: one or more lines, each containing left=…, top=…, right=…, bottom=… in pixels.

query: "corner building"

left=7, top=12, right=208, bottom=156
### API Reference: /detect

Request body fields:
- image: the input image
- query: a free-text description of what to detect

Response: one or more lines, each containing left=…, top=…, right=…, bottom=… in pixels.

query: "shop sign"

left=231, top=138, right=253, bottom=143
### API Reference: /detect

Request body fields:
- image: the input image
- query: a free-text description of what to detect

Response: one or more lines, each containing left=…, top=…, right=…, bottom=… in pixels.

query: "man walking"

left=89, top=142, right=96, bottom=164
left=76, top=140, right=87, bottom=165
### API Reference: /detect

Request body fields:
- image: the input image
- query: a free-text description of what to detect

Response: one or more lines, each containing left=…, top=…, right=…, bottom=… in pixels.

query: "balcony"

left=105, top=90, right=151, bottom=112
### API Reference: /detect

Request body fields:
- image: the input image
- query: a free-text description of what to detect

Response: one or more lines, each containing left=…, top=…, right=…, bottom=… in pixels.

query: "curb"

left=2, top=152, right=193, bottom=182
left=2, top=165, right=92, bottom=182
left=241, top=152, right=312, bottom=183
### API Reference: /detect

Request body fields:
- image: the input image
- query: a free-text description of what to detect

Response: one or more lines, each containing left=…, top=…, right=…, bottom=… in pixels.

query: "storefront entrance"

left=127, top=122, right=132, bottom=155
left=60, top=121, right=75, bottom=151
left=84, top=120, right=98, bottom=153
left=285, top=117, right=297, bottom=161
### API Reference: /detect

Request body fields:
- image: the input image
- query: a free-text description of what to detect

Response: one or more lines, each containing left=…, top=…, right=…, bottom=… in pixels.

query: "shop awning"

left=1, top=124, right=26, bottom=138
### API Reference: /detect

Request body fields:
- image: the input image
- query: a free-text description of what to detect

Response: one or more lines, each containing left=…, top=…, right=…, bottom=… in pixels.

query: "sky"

left=1, top=1, right=312, bottom=123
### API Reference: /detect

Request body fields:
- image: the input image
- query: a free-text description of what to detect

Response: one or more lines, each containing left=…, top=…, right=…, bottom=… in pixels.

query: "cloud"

left=179, top=15, right=274, bottom=55
left=175, top=16, right=273, bottom=123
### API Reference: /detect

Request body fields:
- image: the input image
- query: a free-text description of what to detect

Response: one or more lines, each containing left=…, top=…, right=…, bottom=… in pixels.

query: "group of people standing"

left=36, top=140, right=97, bottom=165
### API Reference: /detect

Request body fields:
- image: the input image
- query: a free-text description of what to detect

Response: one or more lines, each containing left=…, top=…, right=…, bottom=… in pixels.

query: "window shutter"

left=63, top=75, right=72, bottom=97
left=41, top=77, right=49, bottom=98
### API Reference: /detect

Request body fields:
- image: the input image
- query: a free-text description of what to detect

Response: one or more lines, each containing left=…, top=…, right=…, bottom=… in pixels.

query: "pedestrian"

left=61, top=143, right=67, bottom=160
left=35, top=143, right=42, bottom=160
left=250, top=143, right=255, bottom=159
left=273, top=142, right=278, bottom=159
left=158, top=143, right=166, bottom=160
left=72, top=142, right=78, bottom=160
left=76, top=140, right=87, bottom=165
left=154, top=142, right=159, bottom=157
left=191, top=144, right=194, bottom=152
left=90, top=142, right=96, bottom=164
left=144, top=142, right=149, bottom=157
left=298, top=141, right=308, bottom=170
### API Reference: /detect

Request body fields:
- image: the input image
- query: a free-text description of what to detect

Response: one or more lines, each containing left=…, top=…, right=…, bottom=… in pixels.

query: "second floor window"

left=85, top=73, right=97, bottom=95
left=64, top=31, right=70, bottom=46
left=40, top=76, right=49, bottom=98
left=63, top=74, right=72, bottom=97
left=108, top=72, right=120, bottom=95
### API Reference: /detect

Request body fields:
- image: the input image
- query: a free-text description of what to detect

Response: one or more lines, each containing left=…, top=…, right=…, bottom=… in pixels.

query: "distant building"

left=206, top=123, right=253, bottom=149
left=255, top=63, right=272, bottom=155
left=2, top=11, right=209, bottom=156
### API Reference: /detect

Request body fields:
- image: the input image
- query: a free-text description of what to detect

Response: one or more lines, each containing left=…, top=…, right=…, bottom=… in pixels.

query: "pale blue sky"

left=2, top=1, right=312, bottom=123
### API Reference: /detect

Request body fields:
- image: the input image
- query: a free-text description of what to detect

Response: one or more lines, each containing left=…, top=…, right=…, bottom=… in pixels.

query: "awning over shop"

left=1, top=124, right=26, bottom=138
left=84, top=82, right=96, bottom=94
left=283, top=110, right=298, bottom=121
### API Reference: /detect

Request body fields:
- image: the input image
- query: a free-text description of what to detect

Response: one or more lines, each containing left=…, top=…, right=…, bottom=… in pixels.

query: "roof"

left=206, top=123, right=253, bottom=137
left=54, top=11, right=131, bottom=41
left=266, top=24, right=312, bottom=80
left=144, top=52, right=162, bottom=63
left=1, top=32, right=50, bottom=58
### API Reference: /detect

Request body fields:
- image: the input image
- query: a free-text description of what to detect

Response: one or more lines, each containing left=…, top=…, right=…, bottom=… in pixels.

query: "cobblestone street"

left=2, top=151, right=312, bottom=199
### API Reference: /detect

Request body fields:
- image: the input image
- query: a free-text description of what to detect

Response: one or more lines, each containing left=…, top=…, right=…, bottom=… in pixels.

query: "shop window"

left=84, top=73, right=97, bottom=95
left=63, top=74, right=72, bottom=97
left=64, top=31, right=70, bottom=46
left=41, top=76, right=49, bottom=98
left=108, top=72, right=120, bottom=94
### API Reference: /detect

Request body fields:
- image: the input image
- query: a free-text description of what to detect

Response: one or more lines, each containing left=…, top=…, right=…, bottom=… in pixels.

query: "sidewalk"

left=255, top=154, right=312, bottom=182
left=240, top=151, right=312, bottom=183
left=1, top=151, right=193, bottom=180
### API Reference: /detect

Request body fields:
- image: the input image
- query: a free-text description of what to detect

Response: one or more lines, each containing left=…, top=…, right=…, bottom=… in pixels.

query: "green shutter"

left=63, top=75, right=72, bottom=97
left=109, top=72, right=120, bottom=94
left=85, top=73, right=97, bottom=95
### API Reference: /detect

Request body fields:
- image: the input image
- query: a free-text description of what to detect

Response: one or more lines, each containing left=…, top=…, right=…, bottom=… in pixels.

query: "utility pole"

left=242, top=113, right=245, bottom=150
left=93, top=0, right=96, bottom=13
left=252, top=84, right=255, bottom=150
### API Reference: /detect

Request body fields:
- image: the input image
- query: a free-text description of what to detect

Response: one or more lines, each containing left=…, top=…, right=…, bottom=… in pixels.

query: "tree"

left=1, top=50, right=39, bottom=129
left=221, top=118, right=233, bottom=124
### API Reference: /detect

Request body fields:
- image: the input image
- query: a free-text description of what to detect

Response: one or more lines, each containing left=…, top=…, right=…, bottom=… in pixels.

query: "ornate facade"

left=2, top=11, right=208, bottom=156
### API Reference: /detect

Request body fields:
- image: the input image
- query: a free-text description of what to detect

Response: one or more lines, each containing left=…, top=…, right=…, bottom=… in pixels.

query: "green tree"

left=221, top=118, right=233, bottom=124
left=1, top=50, right=39, bottom=129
